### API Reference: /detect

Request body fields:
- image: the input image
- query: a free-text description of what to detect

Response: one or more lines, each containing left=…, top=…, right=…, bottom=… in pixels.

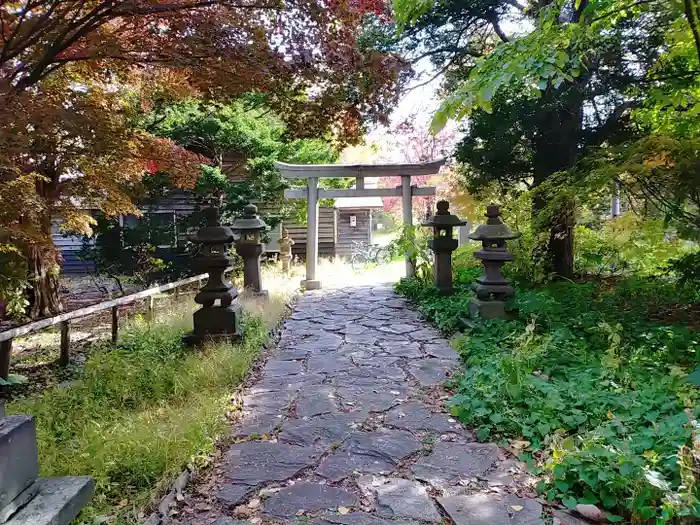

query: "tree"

left=386, top=0, right=700, bottom=278
left=148, top=99, right=339, bottom=221
left=0, top=0, right=407, bottom=317
left=379, top=116, right=456, bottom=219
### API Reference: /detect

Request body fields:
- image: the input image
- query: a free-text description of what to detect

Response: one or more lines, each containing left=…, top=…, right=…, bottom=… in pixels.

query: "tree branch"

left=489, top=15, right=509, bottom=42
left=684, top=0, right=700, bottom=65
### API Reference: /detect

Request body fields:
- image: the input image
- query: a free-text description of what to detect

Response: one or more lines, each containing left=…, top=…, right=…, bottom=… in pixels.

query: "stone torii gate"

left=276, top=159, right=445, bottom=290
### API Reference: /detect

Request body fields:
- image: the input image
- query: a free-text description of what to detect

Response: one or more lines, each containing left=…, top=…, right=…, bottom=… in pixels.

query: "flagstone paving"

left=165, top=284, right=542, bottom=525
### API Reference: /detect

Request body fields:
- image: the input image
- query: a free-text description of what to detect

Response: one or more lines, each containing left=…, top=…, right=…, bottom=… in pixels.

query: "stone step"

left=5, top=476, right=94, bottom=525
left=0, top=416, right=40, bottom=510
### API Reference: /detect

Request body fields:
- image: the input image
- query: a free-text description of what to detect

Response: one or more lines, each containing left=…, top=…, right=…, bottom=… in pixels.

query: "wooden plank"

left=275, top=159, right=445, bottom=179
left=0, top=339, right=11, bottom=380
left=111, top=306, right=119, bottom=344
left=0, top=273, right=208, bottom=343
left=59, top=321, right=70, bottom=366
left=285, top=187, right=437, bottom=199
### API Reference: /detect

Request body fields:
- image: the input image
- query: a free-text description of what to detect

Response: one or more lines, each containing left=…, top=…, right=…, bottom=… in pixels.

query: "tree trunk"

left=531, top=90, right=583, bottom=280
left=27, top=222, right=63, bottom=319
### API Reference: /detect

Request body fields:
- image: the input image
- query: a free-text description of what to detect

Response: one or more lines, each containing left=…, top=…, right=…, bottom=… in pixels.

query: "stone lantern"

left=278, top=228, right=294, bottom=273
left=422, top=200, right=466, bottom=295
left=468, top=204, right=520, bottom=319
left=184, top=206, right=241, bottom=345
left=232, top=204, right=268, bottom=296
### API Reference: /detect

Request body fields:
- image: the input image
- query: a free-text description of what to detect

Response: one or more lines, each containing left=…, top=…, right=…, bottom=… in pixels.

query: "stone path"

left=168, top=284, right=542, bottom=525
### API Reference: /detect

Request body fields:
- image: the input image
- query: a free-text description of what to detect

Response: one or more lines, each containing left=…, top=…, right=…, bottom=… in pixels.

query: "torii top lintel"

left=274, top=159, right=446, bottom=179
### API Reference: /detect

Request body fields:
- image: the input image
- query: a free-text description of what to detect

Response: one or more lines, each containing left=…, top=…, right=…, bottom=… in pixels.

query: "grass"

left=6, top=270, right=294, bottom=522
left=396, top=269, right=700, bottom=523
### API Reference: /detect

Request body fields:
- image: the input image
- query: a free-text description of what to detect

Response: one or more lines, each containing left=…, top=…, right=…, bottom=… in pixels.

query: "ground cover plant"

left=6, top=292, right=288, bottom=522
left=396, top=253, right=700, bottom=523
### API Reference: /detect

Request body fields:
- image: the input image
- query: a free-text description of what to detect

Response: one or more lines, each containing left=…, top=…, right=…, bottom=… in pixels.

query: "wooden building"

left=54, top=195, right=380, bottom=275
left=334, top=195, right=384, bottom=259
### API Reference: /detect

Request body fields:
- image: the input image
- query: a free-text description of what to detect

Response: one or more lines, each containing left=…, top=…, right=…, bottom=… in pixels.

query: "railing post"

left=0, top=339, right=11, bottom=380
left=59, top=321, right=70, bottom=366
left=147, top=295, right=155, bottom=322
left=111, top=306, right=119, bottom=344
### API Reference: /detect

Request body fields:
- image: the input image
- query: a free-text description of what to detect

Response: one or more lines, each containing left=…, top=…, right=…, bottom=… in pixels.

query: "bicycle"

left=350, top=240, right=392, bottom=270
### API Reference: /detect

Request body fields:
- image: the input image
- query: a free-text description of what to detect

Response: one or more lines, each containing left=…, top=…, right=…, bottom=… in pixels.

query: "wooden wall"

left=281, top=207, right=338, bottom=259
left=336, top=208, right=371, bottom=259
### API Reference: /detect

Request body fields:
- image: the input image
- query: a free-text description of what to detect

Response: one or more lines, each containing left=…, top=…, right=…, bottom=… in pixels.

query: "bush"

left=574, top=214, right=692, bottom=278
left=667, top=250, right=700, bottom=286
left=396, top=275, right=700, bottom=522
left=8, top=305, right=276, bottom=521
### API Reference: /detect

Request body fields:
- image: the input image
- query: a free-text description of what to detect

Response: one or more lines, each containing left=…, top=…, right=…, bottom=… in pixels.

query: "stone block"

left=469, top=299, right=507, bottom=319
left=0, top=416, right=39, bottom=511
left=5, top=476, right=94, bottom=525
left=302, top=279, right=322, bottom=290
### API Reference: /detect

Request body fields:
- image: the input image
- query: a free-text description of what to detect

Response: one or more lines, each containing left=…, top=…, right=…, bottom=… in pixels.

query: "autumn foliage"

left=0, top=0, right=406, bottom=317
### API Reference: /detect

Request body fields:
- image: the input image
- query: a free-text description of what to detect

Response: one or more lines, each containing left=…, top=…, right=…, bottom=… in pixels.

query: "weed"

left=397, top=275, right=700, bottom=522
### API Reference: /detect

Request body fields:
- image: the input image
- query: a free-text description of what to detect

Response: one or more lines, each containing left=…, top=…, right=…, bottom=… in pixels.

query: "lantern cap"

left=232, top=203, right=267, bottom=232
left=189, top=206, right=234, bottom=244
left=422, top=200, right=466, bottom=228
left=469, top=204, right=520, bottom=241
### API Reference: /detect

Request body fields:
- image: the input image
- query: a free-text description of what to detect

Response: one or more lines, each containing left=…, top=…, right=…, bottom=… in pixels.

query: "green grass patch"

left=7, top=306, right=277, bottom=522
left=396, top=275, right=700, bottom=523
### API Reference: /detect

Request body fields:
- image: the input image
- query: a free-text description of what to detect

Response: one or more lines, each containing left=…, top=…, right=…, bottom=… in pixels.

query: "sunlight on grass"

left=7, top=283, right=290, bottom=521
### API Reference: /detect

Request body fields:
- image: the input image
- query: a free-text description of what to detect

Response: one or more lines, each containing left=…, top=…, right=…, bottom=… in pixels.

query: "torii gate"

left=276, top=159, right=446, bottom=290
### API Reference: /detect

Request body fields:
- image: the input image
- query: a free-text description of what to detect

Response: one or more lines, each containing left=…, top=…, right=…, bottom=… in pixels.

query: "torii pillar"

left=276, top=160, right=445, bottom=290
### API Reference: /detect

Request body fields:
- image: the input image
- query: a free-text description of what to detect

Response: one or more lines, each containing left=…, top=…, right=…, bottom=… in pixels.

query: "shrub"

left=397, top=275, right=700, bottom=522
left=574, top=214, right=692, bottom=278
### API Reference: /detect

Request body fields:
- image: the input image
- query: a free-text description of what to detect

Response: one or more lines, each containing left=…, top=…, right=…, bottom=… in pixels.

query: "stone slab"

left=262, top=360, right=304, bottom=377
left=384, top=402, right=458, bottom=435
left=315, top=451, right=395, bottom=482
left=408, top=328, right=442, bottom=342
left=217, top=484, right=256, bottom=508
left=369, top=477, right=442, bottom=523
left=378, top=324, right=419, bottom=335
left=424, top=342, right=458, bottom=360
left=0, top=416, right=39, bottom=510
left=334, top=378, right=409, bottom=412
left=411, top=442, right=500, bottom=489
left=312, top=511, right=420, bottom=525
left=223, top=442, right=318, bottom=488
left=316, top=430, right=422, bottom=481
left=0, top=481, right=40, bottom=524
left=263, top=483, right=358, bottom=519
left=438, top=494, right=544, bottom=525
left=278, top=414, right=361, bottom=448
left=408, top=358, right=454, bottom=387
left=295, top=390, right=338, bottom=418
left=5, top=476, right=94, bottom=525
left=381, top=342, right=423, bottom=359
left=307, top=356, right=354, bottom=374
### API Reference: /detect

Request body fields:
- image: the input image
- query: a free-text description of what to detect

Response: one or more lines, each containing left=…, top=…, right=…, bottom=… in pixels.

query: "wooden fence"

left=0, top=273, right=209, bottom=380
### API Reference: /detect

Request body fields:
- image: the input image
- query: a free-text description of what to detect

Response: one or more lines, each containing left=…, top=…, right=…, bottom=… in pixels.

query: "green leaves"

left=396, top=266, right=700, bottom=523
left=393, top=0, right=435, bottom=32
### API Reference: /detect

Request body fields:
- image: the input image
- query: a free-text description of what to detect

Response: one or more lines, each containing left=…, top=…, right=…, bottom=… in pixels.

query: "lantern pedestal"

left=468, top=205, right=519, bottom=320
left=422, top=201, right=466, bottom=296
left=184, top=304, right=242, bottom=345
left=232, top=204, right=268, bottom=297
left=236, top=243, right=267, bottom=297
left=302, top=279, right=322, bottom=291
left=183, top=206, right=241, bottom=346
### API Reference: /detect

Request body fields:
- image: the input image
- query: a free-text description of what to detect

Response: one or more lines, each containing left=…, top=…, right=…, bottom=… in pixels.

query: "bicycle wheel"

left=351, top=252, right=368, bottom=271
left=375, top=247, right=392, bottom=265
